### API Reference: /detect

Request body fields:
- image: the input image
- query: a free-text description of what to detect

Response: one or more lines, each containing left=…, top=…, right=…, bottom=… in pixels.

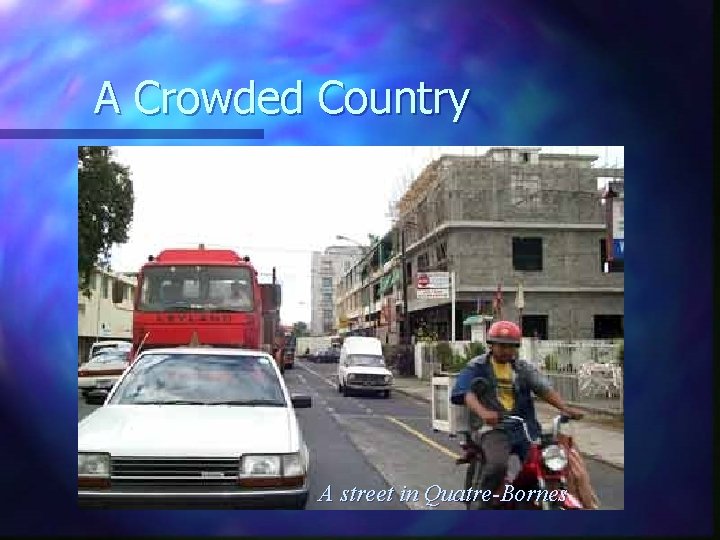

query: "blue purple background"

left=0, top=0, right=713, bottom=536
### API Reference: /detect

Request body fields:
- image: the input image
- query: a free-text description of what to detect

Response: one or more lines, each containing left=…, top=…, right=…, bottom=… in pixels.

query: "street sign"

left=417, top=288, right=450, bottom=299
left=416, top=272, right=449, bottom=289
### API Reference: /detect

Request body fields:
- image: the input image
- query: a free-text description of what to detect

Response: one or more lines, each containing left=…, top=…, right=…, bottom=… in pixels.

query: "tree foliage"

left=292, top=321, right=310, bottom=337
left=78, top=146, right=134, bottom=296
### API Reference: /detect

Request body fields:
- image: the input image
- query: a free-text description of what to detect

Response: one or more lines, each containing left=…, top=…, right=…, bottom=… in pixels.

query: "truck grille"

left=111, top=457, right=239, bottom=488
left=350, top=374, right=386, bottom=385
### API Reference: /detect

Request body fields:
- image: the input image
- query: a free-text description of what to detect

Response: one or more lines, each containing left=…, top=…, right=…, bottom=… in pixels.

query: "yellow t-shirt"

left=491, top=358, right=515, bottom=411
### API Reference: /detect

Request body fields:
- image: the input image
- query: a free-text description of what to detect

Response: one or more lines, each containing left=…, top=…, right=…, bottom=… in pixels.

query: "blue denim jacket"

left=451, top=353, right=552, bottom=441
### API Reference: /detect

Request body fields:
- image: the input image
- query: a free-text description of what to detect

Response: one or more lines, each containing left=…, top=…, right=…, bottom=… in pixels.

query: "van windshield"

left=348, top=355, right=385, bottom=367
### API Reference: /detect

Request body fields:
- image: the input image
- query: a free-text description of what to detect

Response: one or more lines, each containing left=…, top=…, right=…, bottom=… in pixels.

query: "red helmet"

left=487, top=320, right=522, bottom=346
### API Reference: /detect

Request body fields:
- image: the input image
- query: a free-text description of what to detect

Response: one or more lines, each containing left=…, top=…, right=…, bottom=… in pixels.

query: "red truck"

left=113, top=245, right=281, bottom=361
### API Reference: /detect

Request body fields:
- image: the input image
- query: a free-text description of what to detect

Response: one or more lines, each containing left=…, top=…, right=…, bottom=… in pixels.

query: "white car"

left=337, top=336, right=393, bottom=398
left=78, top=350, right=131, bottom=399
left=78, top=347, right=312, bottom=509
left=88, top=340, right=131, bottom=363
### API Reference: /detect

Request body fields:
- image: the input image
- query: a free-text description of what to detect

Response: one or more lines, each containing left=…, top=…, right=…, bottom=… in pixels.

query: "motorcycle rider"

left=451, top=320, right=584, bottom=508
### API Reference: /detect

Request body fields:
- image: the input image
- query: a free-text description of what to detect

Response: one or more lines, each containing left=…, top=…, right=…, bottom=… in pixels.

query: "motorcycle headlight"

left=542, top=444, right=568, bottom=472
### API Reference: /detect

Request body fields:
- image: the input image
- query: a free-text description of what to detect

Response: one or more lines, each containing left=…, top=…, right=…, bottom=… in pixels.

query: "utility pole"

left=400, top=226, right=410, bottom=345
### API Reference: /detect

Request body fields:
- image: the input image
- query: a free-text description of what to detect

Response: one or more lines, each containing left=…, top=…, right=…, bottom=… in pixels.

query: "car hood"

left=78, top=405, right=299, bottom=456
left=345, top=365, right=392, bottom=376
left=79, top=362, right=128, bottom=373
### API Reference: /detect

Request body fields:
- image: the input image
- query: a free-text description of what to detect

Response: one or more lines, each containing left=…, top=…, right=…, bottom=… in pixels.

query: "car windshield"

left=138, top=265, right=254, bottom=312
left=109, top=353, right=286, bottom=406
left=348, top=355, right=385, bottom=367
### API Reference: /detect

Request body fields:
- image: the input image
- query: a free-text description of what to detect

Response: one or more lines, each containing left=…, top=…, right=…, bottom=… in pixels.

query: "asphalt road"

left=78, top=360, right=623, bottom=510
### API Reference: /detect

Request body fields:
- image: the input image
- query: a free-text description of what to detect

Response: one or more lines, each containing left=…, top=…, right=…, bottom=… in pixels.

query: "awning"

left=463, top=315, right=494, bottom=326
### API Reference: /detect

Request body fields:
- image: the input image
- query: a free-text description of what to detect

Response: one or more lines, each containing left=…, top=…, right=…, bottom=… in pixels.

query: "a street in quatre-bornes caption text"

left=316, top=484, right=568, bottom=507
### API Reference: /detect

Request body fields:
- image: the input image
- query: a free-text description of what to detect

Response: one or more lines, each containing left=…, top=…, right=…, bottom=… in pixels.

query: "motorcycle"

left=457, top=378, right=584, bottom=510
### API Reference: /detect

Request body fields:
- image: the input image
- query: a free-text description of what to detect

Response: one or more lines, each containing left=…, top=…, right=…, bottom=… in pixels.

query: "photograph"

left=77, top=145, right=624, bottom=510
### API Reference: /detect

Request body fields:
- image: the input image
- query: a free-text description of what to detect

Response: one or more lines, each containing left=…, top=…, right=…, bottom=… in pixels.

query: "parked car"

left=78, top=347, right=312, bottom=509
left=78, top=350, right=131, bottom=400
left=88, top=340, right=131, bottom=361
left=337, top=337, right=393, bottom=398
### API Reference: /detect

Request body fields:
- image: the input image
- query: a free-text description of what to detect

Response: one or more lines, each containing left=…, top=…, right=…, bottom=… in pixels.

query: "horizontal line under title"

left=94, top=80, right=471, bottom=123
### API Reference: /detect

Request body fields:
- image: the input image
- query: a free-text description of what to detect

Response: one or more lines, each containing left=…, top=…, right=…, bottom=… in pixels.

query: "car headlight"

left=346, top=373, right=356, bottom=381
left=542, top=445, right=568, bottom=472
left=384, top=374, right=393, bottom=383
left=282, top=453, right=305, bottom=477
left=238, top=453, right=306, bottom=488
left=240, top=455, right=281, bottom=477
left=78, top=453, right=110, bottom=489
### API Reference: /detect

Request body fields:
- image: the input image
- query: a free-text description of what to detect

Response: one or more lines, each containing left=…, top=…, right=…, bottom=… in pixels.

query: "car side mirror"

left=291, top=394, right=312, bottom=408
left=85, top=390, right=108, bottom=405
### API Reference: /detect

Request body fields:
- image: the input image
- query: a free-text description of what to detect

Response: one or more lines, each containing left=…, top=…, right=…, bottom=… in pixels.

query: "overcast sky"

left=109, top=146, right=624, bottom=324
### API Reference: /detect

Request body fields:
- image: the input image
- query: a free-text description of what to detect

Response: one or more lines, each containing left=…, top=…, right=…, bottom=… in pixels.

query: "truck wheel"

left=337, top=382, right=343, bottom=393
left=383, top=390, right=391, bottom=399
left=342, top=385, right=351, bottom=397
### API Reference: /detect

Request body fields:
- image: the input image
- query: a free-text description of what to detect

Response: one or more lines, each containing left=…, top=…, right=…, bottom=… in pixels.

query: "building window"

left=406, top=261, right=412, bottom=281
left=102, top=276, right=109, bottom=299
left=90, top=272, right=97, bottom=290
left=323, top=292, right=333, bottom=304
left=594, top=315, right=623, bottom=339
left=512, top=237, right=543, bottom=271
left=323, top=309, right=334, bottom=321
left=78, top=303, right=86, bottom=316
left=436, top=241, right=447, bottom=262
left=599, top=239, right=624, bottom=273
left=522, top=315, right=548, bottom=339
left=511, top=173, right=540, bottom=210
left=322, top=277, right=333, bottom=289
left=417, top=252, right=429, bottom=272
left=344, top=261, right=351, bottom=271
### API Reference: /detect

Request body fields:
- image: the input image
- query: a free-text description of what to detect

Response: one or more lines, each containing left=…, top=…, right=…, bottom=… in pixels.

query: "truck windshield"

left=138, top=266, right=254, bottom=312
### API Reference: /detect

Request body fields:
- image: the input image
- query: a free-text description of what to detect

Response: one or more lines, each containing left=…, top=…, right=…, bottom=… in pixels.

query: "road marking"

left=385, top=416, right=461, bottom=460
left=298, top=362, right=336, bottom=388
left=365, top=408, right=373, bottom=414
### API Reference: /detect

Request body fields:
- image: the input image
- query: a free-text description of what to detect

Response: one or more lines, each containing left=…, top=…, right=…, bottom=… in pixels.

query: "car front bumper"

left=345, top=382, right=392, bottom=391
left=78, top=485, right=309, bottom=509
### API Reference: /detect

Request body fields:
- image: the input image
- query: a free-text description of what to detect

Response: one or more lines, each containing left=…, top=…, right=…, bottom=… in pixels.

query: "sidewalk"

left=393, top=376, right=624, bottom=470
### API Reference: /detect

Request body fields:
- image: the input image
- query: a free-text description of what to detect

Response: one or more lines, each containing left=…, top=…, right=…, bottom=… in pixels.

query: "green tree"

left=292, top=321, right=310, bottom=337
left=78, top=146, right=134, bottom=297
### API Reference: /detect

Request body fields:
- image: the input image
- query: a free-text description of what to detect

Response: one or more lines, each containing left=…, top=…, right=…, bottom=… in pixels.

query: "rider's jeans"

left=478, top=429, right=511, bottom=497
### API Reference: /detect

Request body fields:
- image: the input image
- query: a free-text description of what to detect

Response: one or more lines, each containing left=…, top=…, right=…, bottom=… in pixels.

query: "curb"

left=393, top=386, right=431, bottom=404
left=393, top=386, right=624, bottom=471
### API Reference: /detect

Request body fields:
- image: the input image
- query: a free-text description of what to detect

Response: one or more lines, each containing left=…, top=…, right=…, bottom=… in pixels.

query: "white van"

left=337, top=337, right=393, bottom=398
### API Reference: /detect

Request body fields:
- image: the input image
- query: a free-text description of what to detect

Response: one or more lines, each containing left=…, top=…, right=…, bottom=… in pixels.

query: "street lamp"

left=335, top=235, right=368, bottom=253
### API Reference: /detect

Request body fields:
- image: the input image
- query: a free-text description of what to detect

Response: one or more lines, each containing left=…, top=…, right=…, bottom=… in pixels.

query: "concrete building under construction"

left=336, top=147, right=624, bottom=342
